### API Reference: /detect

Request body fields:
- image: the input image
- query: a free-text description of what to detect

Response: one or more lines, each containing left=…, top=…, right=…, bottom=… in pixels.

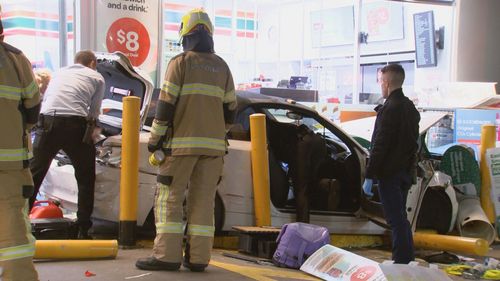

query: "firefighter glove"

left=148, top=134, right=163, bottom=153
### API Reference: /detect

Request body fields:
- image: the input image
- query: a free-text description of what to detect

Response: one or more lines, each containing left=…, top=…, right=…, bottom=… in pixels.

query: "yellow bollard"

left=119, top=96, right=141, bottom=246
left=414, top=232, right=489, bottom=256
left=249, top=113, right=271, bottom=227
left=480, top=124, right=496, bottom=223
left=34, top=240, right=118, bottom=259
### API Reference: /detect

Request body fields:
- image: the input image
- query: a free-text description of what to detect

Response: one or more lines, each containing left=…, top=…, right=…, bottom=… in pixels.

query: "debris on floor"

left=125, top=272, right=152, bottom=279
left=444, top=257, right=500, bottom=280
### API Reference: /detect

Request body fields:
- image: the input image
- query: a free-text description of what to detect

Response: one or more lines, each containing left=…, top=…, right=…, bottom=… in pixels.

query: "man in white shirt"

left=30, top=50, right=105, bottom=239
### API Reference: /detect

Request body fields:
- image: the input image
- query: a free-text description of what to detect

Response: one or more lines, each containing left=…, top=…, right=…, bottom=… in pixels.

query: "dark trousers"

left=378, top=170, right=414, bottom=264
left=30, top=115, right=95, bottom=230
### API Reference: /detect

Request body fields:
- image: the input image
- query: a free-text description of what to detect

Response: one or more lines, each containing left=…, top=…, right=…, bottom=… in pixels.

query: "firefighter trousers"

left=152, top=155, right=223, bottom=265
left=0, top=169, right=38, bottom=281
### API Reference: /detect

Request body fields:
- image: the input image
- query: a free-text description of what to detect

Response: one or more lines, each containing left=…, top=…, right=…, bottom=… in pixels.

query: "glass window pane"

left=2, top=0, right=62, bottom=71
left=255, top=0, right=356, bottom=105
left=160, top=0, right=204, bottom=85
left=65, top=0, right=74, bottom=67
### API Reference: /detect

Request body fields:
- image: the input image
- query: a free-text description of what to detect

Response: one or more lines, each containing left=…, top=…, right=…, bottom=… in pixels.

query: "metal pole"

left=413, top=232, right=488, bottom=256
left=156, top=0, right=164, bottom=87
left=58, top=0, right=67, bottom=67
left=249, top=113, right=271, bottom=227
left=480, top=124, right=496, bottom=223
left=119, top=96, right=141, bottom=247
left=352, top=0, right=361, bottom=105
left=35, top=240, right=118, bottom=259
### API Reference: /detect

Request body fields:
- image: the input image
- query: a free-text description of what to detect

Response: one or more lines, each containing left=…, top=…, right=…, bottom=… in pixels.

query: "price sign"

left=350, top=265, right=377, bottom=281
left=106, top=17, right=150, bottom=66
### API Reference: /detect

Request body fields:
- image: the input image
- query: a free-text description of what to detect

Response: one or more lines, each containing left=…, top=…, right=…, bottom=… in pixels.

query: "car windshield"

left=264, top=108, right=342, bottom=143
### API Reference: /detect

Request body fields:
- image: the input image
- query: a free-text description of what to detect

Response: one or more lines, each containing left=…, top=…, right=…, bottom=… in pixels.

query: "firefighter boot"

left=136, top=257, right=180, bottom=271
left=183, top=242, right=207, bottom=272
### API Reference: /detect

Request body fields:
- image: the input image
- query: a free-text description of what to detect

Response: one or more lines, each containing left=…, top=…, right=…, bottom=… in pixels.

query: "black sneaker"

left=183, top=260, right=207, bottom=272
left=136, top=257, right=180, bottom=271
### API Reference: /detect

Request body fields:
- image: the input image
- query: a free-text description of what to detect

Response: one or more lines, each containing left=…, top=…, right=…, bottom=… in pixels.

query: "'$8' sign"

left=117, top=29, right=139, bottom=52
left=350, top=266, right=376, bottom=281
left=106, top=17, right=150, bottom=66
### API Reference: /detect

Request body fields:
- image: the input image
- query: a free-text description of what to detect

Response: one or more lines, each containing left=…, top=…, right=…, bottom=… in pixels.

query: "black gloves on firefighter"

left=148, top=119, right=169, bottom=153
left=148, top=141, right=162, bottom=153
left=148, top=132, right=164, bottom=153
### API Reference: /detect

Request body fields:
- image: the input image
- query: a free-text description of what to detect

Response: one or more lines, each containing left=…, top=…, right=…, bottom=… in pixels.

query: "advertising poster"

left=361, top=1, right=404, bottom=42
left=95, top=0, right=159, bottom=84
left=300, top=245, right=386, bottom=281
left=310, top=6, right=354, bottom=47
left=455, top=109, right=500, bottom=145
left=300, top=245, right=452, bottom=281
left=486, top=148, right=500, bottom=221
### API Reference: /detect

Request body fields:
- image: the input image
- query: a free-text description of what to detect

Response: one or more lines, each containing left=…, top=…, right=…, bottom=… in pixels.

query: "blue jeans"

left=378, top=170, right=414, bottom=264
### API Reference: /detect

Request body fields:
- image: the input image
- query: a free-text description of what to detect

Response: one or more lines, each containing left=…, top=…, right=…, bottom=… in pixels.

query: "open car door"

left=343, top=111, right=449, bottom=230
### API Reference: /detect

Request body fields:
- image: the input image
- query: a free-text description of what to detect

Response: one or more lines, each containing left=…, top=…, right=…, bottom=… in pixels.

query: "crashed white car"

left=40, top=54, right=450, bottom=235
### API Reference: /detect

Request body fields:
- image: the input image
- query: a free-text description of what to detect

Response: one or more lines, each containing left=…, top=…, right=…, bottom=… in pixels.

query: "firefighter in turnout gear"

left=0, top=4, right=41, bottom=280
left=136, top=8, right=237, bottom=272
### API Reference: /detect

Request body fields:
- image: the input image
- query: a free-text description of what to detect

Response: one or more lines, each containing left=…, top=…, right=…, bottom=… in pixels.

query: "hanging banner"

left=95, top=0, right=159, bottom=84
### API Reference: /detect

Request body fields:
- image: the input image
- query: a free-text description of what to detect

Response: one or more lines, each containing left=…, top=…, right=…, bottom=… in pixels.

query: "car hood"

left=340, top=111, right=448, bottom=142
left=95, top=52, right=154, bottom=134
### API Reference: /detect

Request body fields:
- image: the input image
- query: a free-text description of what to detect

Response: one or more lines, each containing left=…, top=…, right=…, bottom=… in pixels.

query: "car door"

left=227, top=96, right=373, bottom=226
left=353, top=112, right=449, bottom=231
left=229, top=93, right=448, bottom=234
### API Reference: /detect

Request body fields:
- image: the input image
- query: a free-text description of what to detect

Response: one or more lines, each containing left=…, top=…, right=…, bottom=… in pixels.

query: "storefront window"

left=249, top=0, right=454, bottom=107
left=156, top=0, right=454, bottom=107
left=159, top=0, right=257, bottom=87
left=254, top=0, right=357, bottom=103
left=2, top=0, right=454, bottom=109
left=1, top=0, right=74, bottom=71
left=159, top=0, right=203, bottom=83
left=359, top=0, right=453, bottom=105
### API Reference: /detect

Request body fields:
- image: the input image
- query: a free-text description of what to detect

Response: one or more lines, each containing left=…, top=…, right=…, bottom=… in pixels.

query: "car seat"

left=267, top=119, right=297, bottom=208
left=290, top=125, right=327, bottom=222
left=269, top=149, right=289, bottom=208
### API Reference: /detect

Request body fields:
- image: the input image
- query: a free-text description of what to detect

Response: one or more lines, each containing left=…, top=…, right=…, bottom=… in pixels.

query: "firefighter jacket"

left=0, top=42, right=40, bottom=170
left=150, top=51, right=236, bottom=156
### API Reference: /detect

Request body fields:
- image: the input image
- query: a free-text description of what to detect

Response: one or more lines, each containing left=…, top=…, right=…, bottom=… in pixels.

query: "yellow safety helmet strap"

left=179, top=8, right=213, bottom=38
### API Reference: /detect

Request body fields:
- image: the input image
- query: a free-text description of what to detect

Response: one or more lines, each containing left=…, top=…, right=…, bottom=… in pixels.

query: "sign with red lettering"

left=106, top=17, right=150, bottom=66
left=96, top=0, right=159, bottom=84
left=350, top=266, right=377, bottom=281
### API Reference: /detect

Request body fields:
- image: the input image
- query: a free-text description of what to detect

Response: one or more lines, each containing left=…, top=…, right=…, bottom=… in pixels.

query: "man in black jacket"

left=365, top=64, right=420, bottom=264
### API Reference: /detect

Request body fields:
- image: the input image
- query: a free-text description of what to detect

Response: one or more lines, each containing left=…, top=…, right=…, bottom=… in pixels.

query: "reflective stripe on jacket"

left=0, top=242, right=36, bottom=261
left=153, top=51, right=236, bottom=156
left=0, top=42, right=40, bottom=170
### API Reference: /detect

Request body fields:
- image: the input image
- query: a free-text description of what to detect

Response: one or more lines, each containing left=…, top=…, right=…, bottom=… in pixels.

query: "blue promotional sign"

left=455, top=109, right=500, bottom=145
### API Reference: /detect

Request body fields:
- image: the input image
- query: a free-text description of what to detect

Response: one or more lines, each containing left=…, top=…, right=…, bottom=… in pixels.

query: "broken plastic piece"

left=462, top=268, right=482, bottom=279
left=445, top=264, right=472, bottom=276
left=85, top=270, right=96, bottom=277
left=483, top=269, right=500, bottom=280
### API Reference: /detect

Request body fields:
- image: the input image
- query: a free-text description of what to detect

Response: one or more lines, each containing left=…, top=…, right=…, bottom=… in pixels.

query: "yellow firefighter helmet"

left=179, top=8, right=213, bottom=38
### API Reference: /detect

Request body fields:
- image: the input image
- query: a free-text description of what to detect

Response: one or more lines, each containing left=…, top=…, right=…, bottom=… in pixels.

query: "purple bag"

left=272, top=222, right=330, bottom=269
